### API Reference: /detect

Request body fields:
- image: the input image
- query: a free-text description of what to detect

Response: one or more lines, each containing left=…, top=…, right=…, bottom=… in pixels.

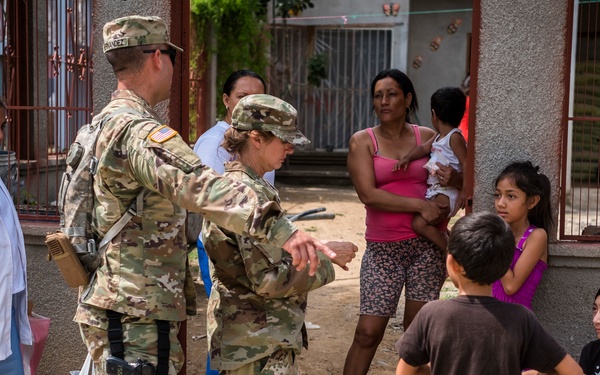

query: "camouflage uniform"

left=75, top=17, right=297, bottom=375
left=202, top=94, right=335, bottom=373
left=203, top=161, right=335, bottom=373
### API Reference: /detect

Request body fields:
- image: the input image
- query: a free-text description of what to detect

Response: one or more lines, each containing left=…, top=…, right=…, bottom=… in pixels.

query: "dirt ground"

left=186, top=185, right=457, bottom=375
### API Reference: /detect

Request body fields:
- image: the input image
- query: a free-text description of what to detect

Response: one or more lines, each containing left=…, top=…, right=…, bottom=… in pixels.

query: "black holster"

left=106, top=356, right=156, bottom=375
left=105, top=310, right=170, bottom=375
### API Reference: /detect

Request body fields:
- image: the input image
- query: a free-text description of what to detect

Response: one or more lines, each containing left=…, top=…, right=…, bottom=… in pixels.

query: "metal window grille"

left=562, top=0, right=600, bottom=239
left=270, top=26, right=392, bottom=150
left=1, top=0, right=93, bottom=220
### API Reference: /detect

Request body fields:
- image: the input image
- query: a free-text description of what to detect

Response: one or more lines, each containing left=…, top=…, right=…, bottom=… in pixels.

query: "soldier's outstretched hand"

left=323, top=240, right=358, bottom=271
left=282, top=230, right=337, bottom=276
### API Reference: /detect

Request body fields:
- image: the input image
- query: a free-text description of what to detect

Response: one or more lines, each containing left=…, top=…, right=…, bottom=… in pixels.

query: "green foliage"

left=190, top=0, right=271, bottom=118
left=275, top=0, right=314, bottom=18
left=307, top=52, right=327, bottom=87
left=189, top=0, right=317, bottom=121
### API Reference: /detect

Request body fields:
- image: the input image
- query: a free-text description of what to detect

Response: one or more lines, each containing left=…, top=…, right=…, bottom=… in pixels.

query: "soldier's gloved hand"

left=77, top=252, right=102, bottom=274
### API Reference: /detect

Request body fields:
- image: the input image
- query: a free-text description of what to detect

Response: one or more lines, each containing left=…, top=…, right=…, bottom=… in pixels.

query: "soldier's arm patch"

left=149, top=125, right=178, bottom=143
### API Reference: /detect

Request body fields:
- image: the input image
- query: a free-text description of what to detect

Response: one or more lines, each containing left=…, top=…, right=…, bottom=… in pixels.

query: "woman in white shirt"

left=0, top=96, right=32, bottom=375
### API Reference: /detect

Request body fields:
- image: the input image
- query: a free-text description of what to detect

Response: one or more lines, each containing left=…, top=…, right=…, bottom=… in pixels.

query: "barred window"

left=270, top=27, right=392, bottom=150
left=562, top=0, right=600, bottom=239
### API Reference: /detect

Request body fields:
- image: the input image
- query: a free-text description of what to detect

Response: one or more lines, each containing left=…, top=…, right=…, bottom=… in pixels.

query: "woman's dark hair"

left=495, top=161, right=553, bottom=235
left=222, top=128, right=275, bottom=155
left=448, top=212, right=515, bottom=285
left=431, top=87, right=466, bottom=128
left=222, top=70, right=266, bottom=96
left=370, top=69, right=418, bottom=121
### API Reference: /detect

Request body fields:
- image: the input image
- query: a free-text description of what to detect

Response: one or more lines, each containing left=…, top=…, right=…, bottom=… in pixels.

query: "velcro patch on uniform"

left=149, top=125, right=178, bottom=143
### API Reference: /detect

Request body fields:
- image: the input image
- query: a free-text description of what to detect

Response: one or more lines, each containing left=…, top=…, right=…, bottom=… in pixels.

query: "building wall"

left=475, top=1, right=599, bottom=358
left=276, top=1, right=473, bottom=129
left=406, top=0, right=472, bottom=127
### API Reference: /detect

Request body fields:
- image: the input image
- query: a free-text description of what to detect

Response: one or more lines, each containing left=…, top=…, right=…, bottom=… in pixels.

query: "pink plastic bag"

left=20, top=312, right=50, bottom=375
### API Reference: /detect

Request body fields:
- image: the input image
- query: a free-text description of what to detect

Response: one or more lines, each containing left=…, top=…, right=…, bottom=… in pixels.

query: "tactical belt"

left=106, top=310, right=170, bottom=375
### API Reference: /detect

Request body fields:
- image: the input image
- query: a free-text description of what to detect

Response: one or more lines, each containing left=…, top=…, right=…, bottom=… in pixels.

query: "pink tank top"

left=492, top=225, right=548, bottom=310
left=364, top=125, right=429, bottom=242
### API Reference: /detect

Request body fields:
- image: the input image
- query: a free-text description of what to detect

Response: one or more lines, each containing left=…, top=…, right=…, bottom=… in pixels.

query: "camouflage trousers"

left=79, top=316, right=183, bottom=375
left=223, top=349, right=299, bottom=375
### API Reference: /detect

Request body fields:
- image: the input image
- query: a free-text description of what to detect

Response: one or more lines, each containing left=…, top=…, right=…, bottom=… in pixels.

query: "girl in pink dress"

left=492, top=161, right=552, bottom=310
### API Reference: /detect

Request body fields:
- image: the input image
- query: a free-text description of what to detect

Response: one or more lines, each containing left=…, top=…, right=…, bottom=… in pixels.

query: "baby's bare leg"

left=412, top=194, right=451, bottom=253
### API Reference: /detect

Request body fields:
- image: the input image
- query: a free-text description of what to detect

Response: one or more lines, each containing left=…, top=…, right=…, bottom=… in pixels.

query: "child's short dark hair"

left=431, top=86, right=466, bottom=127
left=448, top=212, right=514, bottom=285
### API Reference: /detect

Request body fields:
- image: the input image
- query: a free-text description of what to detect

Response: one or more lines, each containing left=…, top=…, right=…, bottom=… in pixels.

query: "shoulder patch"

left=149, top=125, right=178, bottom=143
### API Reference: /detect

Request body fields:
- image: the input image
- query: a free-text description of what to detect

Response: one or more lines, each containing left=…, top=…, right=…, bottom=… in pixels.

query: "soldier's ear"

left=248, top=130, right=262, bottom=148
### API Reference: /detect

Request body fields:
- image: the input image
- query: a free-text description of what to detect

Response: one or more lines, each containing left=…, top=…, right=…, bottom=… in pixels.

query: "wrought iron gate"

left=270, top=26, right=392, bottom=150
left=1, top=0, right=93, bottom=220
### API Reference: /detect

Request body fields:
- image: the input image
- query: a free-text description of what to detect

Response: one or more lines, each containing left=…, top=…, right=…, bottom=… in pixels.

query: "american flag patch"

left=149, top=125, right=178, bottom=143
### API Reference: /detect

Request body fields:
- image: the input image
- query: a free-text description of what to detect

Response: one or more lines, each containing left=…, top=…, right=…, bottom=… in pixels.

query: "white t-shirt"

left=424, top=128, right=463, bottom=186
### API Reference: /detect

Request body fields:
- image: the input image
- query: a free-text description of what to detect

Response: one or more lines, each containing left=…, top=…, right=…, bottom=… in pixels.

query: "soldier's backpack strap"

left=97, top=189, right=144, bottom=255
left=106, top=310, right=170, bottom=374
left=94, top=107, right=146, bottom=257
left=59, top=107, right=145, bottom=252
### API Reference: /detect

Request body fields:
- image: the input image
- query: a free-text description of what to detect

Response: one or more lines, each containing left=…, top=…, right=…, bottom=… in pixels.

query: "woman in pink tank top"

left=343, top=69, right=463, bottom=375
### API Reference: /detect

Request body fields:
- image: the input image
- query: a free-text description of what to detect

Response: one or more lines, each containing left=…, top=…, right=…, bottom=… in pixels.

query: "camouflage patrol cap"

left=231, top=94, right=310, bottom=145
left=103, top=15, right=183, bottom=53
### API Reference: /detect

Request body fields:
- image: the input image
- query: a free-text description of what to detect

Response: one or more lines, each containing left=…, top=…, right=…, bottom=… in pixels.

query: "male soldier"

left=74, top=15, right=355, bottom=375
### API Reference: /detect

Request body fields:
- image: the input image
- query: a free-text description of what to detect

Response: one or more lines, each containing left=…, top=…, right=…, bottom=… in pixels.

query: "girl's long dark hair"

left=495, top=161, right=553, bottom=235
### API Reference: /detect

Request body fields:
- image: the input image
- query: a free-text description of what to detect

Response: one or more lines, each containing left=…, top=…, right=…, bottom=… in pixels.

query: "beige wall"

left=406, top=0, right=473, bottom=128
